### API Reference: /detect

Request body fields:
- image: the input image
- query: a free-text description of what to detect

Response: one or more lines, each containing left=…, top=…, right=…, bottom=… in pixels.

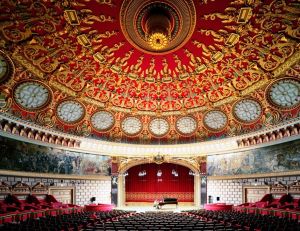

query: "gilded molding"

left=50, top=81, right=77, bottom=97
left=207, top=170, right=300, bottom=180
left=0, top=170, right=111, bottom=181
left=272, top=49, right=300, bottom=78
left=213, top=96, right=239, bottom=108
left=82, top=97, right=105, bottom=108
left=241, top=79, right=269, bottom=96
left=12, top=51, right=44, bottom=79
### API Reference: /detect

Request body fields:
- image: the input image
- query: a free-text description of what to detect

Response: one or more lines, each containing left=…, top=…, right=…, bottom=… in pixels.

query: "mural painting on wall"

left=208, top=139, right=300, bottom=176
left=0, top=136, right=111, bottom=176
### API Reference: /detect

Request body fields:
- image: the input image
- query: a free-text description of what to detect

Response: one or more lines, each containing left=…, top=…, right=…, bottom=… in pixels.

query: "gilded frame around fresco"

left=0, top=169, right=111, bottom=181
left=207, top=170, right=300, bottom=180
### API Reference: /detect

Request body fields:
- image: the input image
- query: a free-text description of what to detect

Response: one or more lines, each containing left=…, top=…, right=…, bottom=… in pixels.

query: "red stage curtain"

left=125, top=163, right=194, bottom=202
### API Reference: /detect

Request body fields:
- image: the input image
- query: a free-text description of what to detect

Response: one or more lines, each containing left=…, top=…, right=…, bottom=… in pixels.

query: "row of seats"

left=234, top=194, right=300, bottom=219
left=84, top=212, right=238, bottom=231
left=1, top=209, right=299, bottom=230
left=187, top=210, right=300, bottom=231
left=0, top=194, right=77, bottom=214
left=236, top=194, right=300, bottom=210
left=0, top=210, right=130, bottom=231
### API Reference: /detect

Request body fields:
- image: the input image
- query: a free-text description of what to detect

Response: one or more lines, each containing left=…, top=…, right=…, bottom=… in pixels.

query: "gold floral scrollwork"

left=153, top=154, right=164, bottom=164
left=56, top=59, right=97, bottom=92
left=37, top=110, right=56, bottom=128
left=23, top=37, right=76, bottom=73
left=261, top=108, right=281, bottom=127
left=257, top=41, right=294, bottom=72
left=76, top=121, right=91, bottom=137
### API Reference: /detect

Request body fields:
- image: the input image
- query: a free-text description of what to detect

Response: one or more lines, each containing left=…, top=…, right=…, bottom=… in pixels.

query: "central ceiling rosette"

left=120, top=0, right=196, bottom=54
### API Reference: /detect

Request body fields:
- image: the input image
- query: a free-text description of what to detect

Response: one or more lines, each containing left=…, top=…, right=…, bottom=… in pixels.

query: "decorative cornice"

left=1, top=112, right=300, bottom=157
left=207, top=170, right=300, bottom=180
left=0, top=170, right=111, bottom=180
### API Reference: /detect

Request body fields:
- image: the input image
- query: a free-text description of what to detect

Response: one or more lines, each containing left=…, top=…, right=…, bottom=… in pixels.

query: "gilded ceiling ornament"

left=121, top=116, right=143, bottom=136
left=148, top=118, right=170, bottom=137
left=91, top=111, right=115, bottom=132
left=23, top=37, right=76, bottom=73
left=56, top=99, right=86, bottom=124
left=0, top=0, right=300, bottom=144
left=203, top=110, right=228, bottom=132
left=120, top=0, right=196, bottom=54
left=266, top=78, right=300, bottom=111
left=232, top=98, right=262, bottom=124
left=0, top=51, right=14, bottom=85
left=13, top=81, right=52, bottom=111
left=175, top=116, right=197, bottom=136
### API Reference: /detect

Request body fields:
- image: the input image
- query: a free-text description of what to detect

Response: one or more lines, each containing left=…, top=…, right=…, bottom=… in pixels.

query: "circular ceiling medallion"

left=120, top=0, right=196, bottom=54
left=267, top=78, right=300, bottom=110
left=149, top=118, right=170, bottom=137
left=233, top=98, right=262, bottom=124
left=203, top=110, right=228, bottom=132
left=13, top=81, right=51, bottom=111
left=121, top=116, right=143, bottom=136
left=0, top=50, right=14, bottom=84
left=56, top=99, right=85, bottom=124
left=176, top=116, right=197, bottom=136
left=91, top=111, right=115, bottom=132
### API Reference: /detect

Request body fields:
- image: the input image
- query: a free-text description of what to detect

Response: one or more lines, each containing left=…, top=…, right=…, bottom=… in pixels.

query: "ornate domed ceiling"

left=0, top=0, right=299, bottom=144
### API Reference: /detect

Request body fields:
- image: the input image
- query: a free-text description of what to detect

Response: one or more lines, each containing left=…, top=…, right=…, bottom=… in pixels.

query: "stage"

left=116, top=203, right=200, bottom=212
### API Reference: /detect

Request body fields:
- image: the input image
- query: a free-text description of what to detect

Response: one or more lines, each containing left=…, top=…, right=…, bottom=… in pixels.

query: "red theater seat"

left=204, top=203, right=233, bottom=211
left=4, top=194, right=39, bottom=211
left=85, top=203, right=115, bottom=211
left=266, top=194, right=292, bottom=208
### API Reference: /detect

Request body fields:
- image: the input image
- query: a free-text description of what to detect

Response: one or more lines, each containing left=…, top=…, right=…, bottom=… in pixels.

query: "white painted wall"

left=207, top=175, right=300, bottom=205
left=0, top=175, right=111, bottom=206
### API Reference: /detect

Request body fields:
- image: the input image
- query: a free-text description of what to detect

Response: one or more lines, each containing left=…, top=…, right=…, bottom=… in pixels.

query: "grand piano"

left=158, top=198, right=178, bottom=208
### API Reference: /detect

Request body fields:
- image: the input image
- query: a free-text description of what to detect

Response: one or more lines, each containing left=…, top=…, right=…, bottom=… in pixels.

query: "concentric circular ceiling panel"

left=121, top=116, right=143, bottom=136
left=56, top=100, right=85, bottom=124
left=13, top=81, right=51, bottom=111
left=149, top=118, right=170, bottom=137
left=175, top=116, right=197, bottom=136
left=233, top=98, right=262, bottom=124
left=203, top=110, right=228, bottom=132
left=120, top=0, right=196, bottom=54
left=267, top=78, right=300, bottom=110
left=0, top=0, right=299, bottom=144
left=91, top=111, right=115, bottom=132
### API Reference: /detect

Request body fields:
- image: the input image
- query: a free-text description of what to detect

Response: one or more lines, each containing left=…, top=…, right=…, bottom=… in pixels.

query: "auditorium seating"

left=0, top=210, right=130, bottom=231
left=187, top=210, right=300, bottom=231
left=83, top=211, right=236, bottom=231
left=234, top=193, right=300, bottom=219
left=0, top=209, right=299, bottom=230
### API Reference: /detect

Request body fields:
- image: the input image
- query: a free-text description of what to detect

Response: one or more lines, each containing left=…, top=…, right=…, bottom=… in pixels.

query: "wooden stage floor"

left=116, top=203, right=200, bottom=212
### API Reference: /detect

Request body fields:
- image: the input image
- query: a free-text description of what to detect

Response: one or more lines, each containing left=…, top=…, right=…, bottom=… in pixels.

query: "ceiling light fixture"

left=145, top=7, right=172, bottom=50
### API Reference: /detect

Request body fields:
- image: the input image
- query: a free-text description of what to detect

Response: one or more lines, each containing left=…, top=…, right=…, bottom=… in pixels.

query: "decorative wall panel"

left=208, top=139, right=300, bottom=177
left=0, top=136, right=111, bottom=176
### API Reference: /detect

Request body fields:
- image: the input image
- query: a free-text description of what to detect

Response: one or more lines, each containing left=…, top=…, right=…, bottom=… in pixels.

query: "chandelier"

left=145, top=9, right=172, bottom=50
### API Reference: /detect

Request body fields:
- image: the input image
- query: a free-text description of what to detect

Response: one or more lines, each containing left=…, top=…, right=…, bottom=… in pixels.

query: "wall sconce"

left=172, top=169, right=178, bottom=177
left=138, top=170, right=146, bottom=177
left=189, top=170, right=195, bottom=176
left=157, top=170, right=162, bottom=177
